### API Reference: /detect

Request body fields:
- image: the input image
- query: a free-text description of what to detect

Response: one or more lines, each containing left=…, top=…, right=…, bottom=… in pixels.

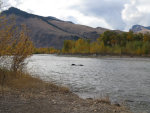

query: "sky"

left=3, top=0, right=150, bottom=31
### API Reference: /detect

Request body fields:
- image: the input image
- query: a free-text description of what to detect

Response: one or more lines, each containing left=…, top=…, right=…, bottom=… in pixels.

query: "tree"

left=74, top=38, right=90, bottom=54
left=100, top=31, right=118, bottom=46
left=0, top=3, right=34, bottom=72
left=127, top=31, right=134, bottom=41
left=62, top=40, right=74, bottom=53
left=10, top=25, right=34, bottom=72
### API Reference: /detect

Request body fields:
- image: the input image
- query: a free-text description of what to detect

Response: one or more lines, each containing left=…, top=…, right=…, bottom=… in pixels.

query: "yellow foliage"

left=0, top=16, right=34, bottom=71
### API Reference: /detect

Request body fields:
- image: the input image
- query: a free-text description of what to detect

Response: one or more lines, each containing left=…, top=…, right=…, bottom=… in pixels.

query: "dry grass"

left=0, top=68, right=70, bottom=94
left=94, top=96, right=111, bottom=105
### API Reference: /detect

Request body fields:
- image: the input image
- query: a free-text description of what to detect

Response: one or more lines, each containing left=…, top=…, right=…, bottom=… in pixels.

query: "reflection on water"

left=27, top=54, right=150, bottom=113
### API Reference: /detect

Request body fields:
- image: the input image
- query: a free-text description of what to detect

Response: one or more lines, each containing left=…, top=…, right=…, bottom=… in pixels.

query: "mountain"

left=130, top=25, right=150, bottom=33
left=1, top=7, right=109, bottom=49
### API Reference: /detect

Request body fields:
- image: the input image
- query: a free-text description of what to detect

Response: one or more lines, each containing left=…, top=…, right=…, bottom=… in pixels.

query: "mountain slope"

left=1, top=7, right=109, bottom=49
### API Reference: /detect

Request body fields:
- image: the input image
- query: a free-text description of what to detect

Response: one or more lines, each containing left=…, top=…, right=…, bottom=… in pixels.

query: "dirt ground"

left=0, top=86, right=132, bottom=113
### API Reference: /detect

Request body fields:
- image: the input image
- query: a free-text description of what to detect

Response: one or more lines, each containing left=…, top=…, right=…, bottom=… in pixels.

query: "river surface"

left=27, top=54, right=150, bottom=113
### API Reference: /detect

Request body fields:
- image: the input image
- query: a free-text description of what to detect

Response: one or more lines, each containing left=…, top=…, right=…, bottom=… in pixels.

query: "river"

left=27, top=54, right=150, bottom=113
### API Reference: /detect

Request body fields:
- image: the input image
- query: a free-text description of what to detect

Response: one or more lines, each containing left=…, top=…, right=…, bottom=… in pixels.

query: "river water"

left=27, top=54, right=150, bottom=113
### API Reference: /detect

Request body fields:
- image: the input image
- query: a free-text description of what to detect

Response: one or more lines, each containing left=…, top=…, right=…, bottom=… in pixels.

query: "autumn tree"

left=0, top=24, right=34, bottom=71
left=74, top=38, right=90, bottom=54
left=10, top=25, right=34, bottom=72
left=0, top=3, right=34, bottom=72
left=62, top=40, right=75, bottom=53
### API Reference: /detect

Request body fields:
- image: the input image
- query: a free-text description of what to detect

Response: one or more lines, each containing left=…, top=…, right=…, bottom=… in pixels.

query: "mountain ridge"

left=130, top=25, right=150, bottom=33
left=2, top=7, right=110, bottom=49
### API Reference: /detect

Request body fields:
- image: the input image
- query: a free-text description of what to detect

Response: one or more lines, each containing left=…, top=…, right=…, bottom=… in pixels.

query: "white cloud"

left=13, top=0, right=81, bottom=17
left=72, top=0, right=129, bottom=30
left=5, top=0, right=150, bottom=31
left=122, top=0, right=150, bottom=30
left=75, top=14, right=112, bottom=29
left=6, top=0, right=112, bottom=29
left=57, top=9, right=112, bottom=29
left=8, top=0, right=22, bottom=6
left=8, top=0, right=18, bottom=6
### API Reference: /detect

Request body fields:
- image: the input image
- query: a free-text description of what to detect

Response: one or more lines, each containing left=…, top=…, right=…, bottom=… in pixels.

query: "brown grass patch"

left=95, top=96, right=111, bottom=105
left=0, top=68, right=70, bottom=94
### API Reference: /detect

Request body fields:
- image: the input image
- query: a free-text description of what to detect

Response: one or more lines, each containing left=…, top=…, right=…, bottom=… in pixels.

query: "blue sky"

left=3, top=0, right=150, bottom=31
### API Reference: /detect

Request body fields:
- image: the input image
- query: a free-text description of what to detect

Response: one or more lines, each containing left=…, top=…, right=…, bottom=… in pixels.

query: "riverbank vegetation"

left=62, top=31, right=150, bottom=56
left=33, top=47, right=60, bottom=54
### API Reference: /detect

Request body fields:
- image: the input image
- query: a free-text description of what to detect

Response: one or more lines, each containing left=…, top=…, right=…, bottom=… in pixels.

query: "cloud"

left=7, top=0, right=22, bottom=7
left=57, top=9, right=112, bottom=29
left=122, top=0, right=150, bottom=30
left=0, top=0, right=22, bottom=10
left=5, top=0, right=150, bottom=31
left=6, top=0, right=111, bottom=29
left=71, top=0, right=129, bottom=30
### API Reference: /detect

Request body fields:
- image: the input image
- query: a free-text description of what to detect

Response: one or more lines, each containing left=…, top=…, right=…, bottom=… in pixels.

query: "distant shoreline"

left=55, top=53, right=150, bottom=58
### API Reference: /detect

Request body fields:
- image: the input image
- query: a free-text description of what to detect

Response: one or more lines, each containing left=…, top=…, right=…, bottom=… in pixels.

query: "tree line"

left=62, top=31, right=150, bottom=56
left=33, top=47, right=60, bottom=54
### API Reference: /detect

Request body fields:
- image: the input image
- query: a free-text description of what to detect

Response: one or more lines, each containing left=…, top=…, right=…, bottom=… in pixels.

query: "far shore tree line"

left=61, top=31, right=150, bottom=56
